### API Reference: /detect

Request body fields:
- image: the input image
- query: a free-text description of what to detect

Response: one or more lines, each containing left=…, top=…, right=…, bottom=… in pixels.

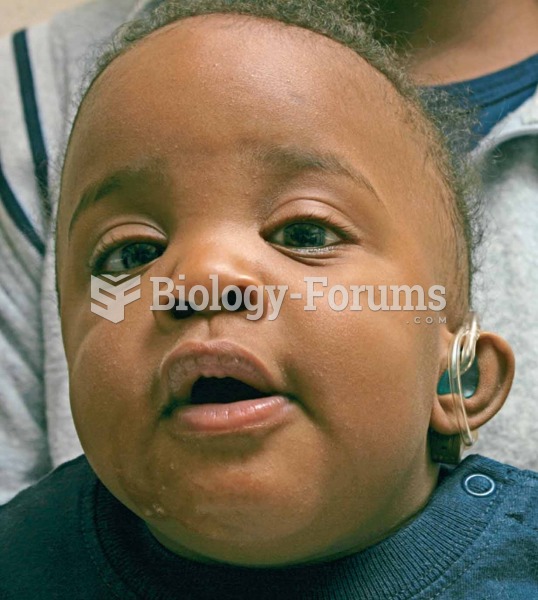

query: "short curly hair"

left=63, top=0, right=481, bottom=324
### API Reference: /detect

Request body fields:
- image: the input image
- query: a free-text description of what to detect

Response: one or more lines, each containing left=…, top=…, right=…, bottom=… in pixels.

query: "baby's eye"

left=95, top=241, right=165, bottom=274
left=269, top=222, right=341, bottom=249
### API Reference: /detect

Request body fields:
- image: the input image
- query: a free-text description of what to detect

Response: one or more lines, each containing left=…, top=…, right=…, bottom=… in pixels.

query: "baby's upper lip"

left=161, top=340, right=280, bottom=412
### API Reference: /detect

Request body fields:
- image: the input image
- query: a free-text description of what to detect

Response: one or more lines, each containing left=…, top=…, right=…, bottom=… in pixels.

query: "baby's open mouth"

left=189, top=376, right=269, bottom=405
left=161, top=341, right=287, bottom=420
left=161, top=342, right=293, bottom=432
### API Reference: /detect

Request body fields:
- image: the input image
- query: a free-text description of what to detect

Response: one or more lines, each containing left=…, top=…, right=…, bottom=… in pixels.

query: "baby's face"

left=57, top=16, right=450, bottom=565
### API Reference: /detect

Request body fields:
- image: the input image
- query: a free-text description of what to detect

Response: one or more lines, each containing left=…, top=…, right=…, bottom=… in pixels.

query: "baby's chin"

left=114, top=460, right=423, bottom=568
left=141, top=506, right=370, bottom=567
left=88, top=448, right=380, bottom=566
left=107, top=472, right=337, bottom=565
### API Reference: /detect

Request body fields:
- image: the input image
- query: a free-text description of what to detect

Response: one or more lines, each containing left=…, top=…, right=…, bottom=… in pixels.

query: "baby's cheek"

left=281, top=292, right=433, bottom=456
left=68, top=319, right=157, bottom=463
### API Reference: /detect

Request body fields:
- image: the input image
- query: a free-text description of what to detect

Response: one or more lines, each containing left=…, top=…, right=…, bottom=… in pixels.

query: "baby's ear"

left=430, top=331, right=515, bottom=435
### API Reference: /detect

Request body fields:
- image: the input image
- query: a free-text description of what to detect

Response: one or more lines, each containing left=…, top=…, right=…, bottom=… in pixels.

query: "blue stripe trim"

left=13, top=29, right=50, bottom=216
left=0, top=161, right=45, bottom=256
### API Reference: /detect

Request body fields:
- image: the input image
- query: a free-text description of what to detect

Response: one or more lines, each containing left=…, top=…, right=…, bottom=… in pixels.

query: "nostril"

left=222, top=288, right=247, bottom=312
left=168, top=287, right=251, bottom=319
left=170, top=298, right=197, bottom=320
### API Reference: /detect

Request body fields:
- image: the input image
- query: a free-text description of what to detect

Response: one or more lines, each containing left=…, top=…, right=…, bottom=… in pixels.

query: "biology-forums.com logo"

left=90, top=274, right=142, bottom=324
left=90, top=274, right=447, bottom=324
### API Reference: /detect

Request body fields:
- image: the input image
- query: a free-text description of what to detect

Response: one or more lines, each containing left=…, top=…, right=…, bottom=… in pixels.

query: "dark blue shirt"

left=0, top=454, right=537, bottom=599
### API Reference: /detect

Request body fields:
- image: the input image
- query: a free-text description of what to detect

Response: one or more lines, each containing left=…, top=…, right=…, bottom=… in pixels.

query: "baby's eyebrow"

left=66, top=145, right=381, bottom=237
left=253, top=144, right=381, bottom=202
left=67, top=165, right=158, bottom=239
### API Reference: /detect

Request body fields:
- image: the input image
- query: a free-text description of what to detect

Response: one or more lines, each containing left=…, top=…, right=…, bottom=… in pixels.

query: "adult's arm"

left=0, top=0, right=142, bottom=504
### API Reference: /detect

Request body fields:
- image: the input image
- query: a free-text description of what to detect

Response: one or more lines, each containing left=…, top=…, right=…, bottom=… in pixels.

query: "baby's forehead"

left=63, top=14, right=426, bottom=193
left=84, top=16, right=397, bottom=122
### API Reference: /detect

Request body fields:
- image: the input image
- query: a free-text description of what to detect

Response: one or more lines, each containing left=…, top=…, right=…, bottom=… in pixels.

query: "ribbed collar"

left=79, top=455, right=513, bottom=599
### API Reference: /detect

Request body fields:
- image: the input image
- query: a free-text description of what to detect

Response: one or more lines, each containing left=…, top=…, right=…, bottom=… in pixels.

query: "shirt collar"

left=473, top=83, right=538, bottom=160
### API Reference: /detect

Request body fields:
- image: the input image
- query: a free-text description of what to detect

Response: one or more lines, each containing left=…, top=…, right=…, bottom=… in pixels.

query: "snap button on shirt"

left=462, top=473, right=496, bottom=497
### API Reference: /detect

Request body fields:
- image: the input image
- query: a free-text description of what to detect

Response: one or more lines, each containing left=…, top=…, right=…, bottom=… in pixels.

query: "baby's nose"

left=152, top=243, right=267, bottom=322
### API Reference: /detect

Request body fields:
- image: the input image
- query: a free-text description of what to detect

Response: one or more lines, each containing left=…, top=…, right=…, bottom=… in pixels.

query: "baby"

left=1, top=0, right=536, bottom=598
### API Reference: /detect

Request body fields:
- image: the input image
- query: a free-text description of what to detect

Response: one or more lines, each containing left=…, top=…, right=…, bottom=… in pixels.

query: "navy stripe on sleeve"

left=0, top=161, right=45, bottom=256
left=13, top=29, right=50, bottom=216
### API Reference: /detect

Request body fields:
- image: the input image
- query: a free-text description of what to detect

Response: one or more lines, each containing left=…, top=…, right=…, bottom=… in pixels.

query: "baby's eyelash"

left=269, top=212, right=358, bottom=243
left=88, top=233, right=163, bottom=274
left=88, top=232, right=121, bottom=273
left=300, top=213, right=356, bottom=240
left=305, top=213, right=349, bottom=230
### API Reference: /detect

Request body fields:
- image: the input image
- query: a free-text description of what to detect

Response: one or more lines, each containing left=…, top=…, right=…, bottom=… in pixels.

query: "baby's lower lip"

left=164, top=395, right=293, bottom=436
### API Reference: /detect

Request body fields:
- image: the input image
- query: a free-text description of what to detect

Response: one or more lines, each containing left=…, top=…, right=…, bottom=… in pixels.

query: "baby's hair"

left=67, top=0, right=482, bottom=325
